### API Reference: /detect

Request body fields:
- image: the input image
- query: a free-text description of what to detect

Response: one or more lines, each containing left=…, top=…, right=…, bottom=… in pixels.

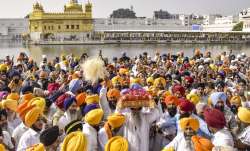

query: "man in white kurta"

left=12, top=122, right=28, bottom=146
left=122, top=107, right=160, bottom=151
left=82, top=123, right=98, bottom=151
left=17, top=128, right=40, bottom=151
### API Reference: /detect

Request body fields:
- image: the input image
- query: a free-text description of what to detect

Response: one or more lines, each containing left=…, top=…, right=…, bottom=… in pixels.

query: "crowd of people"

left=0, top=49, right=250, bottom=151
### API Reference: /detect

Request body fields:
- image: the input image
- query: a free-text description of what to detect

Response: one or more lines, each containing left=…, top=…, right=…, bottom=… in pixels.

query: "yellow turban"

left=25, top=106, right=43, bottom=127
left=85, top=95, right=99, bottom=105
left=191, top=135, right=214, bottom=151
left=26, top=143, right=45, bottom=151
left=105, top=136, right=128, bottom=151
left=119, top=68, right=128, bottom=75
left=162, top=147, right=174, bottom=151
left=28, top=97, right=46, bottom=112
left=0, top=144, right=5, bottom=151
left=179, top=117, right=199, bottom=132
left=146, top=77, right=154, bottom=84
left=7, top=93, right=20, bottom=101
left=1, top=99, right=18, bottom=111
left=0, top=64, right=7, bottom=72
left=238, top=107, right=250, bottom=124
left=61, top=131, right=87, bottom=151
left=111, top=76, right=123, bottom=85
left=107, top=113, right=125, bottom=129
left=230, top=96, right=241, bottom=106
left=186, top=93, right=200, bottom=105
left=153, top=77, right=166, bottom=88
left=130, top=78, right=141, bottom=85
left=84, top=109, right=103, bottom=126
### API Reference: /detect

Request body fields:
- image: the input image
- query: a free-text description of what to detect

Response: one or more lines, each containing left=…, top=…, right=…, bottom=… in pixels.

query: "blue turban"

left=130, top=83, right=142, bottom=89
left=69, top=79, right=82, bottom=94
left=82, top=104, right=99, bottom=115
left=210, top=92, right=227, bottom=106
left=63, top=97, right=76, bottom=110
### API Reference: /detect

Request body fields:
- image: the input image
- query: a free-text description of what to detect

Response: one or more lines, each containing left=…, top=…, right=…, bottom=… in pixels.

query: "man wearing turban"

left=17, top=105, right=45, bottom=151
left=98, top=113, right=126, bottom=150
left=61, top=131, right=87, bottom=151
left=82, top=109, right=104, bottom=151
left=151, top=96, right=179, bottom=151
left=209, top=92, right=238, bottom=135
left=105, top=136, right=129, bottom=151
left=107, top=89, right=120, bottom=112
left=235, top=107, right=250, bottom=150
left=163, top=117, right=213, bottom=151
left=172, top=84, right=186, bottom=98
left=203, top=108, right=234, bottom=148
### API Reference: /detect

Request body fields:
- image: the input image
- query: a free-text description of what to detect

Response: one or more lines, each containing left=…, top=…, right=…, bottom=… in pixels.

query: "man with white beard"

left=121, top=107, right=160, bottom=151
left=57, top=97, right=81, bottom=129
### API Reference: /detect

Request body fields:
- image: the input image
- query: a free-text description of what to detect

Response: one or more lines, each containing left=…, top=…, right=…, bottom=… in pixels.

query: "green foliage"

left=232, top=22, right=243, bottom=31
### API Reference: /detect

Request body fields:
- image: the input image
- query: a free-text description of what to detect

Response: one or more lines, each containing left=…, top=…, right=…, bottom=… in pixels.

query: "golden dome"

left=64, top=0, right=83, bottom=12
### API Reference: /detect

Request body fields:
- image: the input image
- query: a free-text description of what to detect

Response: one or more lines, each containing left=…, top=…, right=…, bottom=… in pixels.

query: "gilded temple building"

left=29, top=0, right=93, bottom=41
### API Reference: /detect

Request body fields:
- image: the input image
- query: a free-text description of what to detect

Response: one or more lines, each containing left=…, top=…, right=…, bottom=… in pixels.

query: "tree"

left=232, top=22, right=243, bottom=31
left=110, top=8, right=136, bottom=18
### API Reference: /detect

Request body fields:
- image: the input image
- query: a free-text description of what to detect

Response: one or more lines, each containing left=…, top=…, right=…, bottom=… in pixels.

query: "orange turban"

left=107, top=89, right=120, bottom=100
left=22, top=93, right=34, bottom=102
left=76, top=93, right=86, bottom=106
left=230, top=96, right=241, bottom=106
left=191, top=135, right=214, bottom=151
left=179, top=117, right=199, bottom=132
left=164, top=96, right=179, bottom=106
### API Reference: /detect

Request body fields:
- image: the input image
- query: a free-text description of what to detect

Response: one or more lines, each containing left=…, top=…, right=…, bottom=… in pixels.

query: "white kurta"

left=12, top=122, right=28, bottom=146
left=238, top=126, right=250, bottom=145
left=164, top=132, right=194, bottom=151
left=82, top=123, right=98, bottom=151
left=3, top=131, right=14, bottom=150
left=122, top=108, right=160, bottom=151
left=98, top=128, right=109, bottom=151
left=99, top=87, right=111, bottom=120
left=17, top=128, right=40, bottom=151
left=212, top=128, right=234, bottom=147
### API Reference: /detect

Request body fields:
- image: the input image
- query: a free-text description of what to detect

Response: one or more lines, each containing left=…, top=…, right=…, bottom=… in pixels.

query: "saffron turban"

left=61, top=131, right=87, bottom=151
left=210, top=92, right=227, bottom=106
left=172, top=84, right=185, bottom=96
left=237, top=107, right=250, bottom=124
left=84, top=109, right=103, bottom=126
left=164, top=95, right=179, bottom=106
left=7, top=93, right=20, bottom=101
left=76, top=93, right=86, bottom=106
left=153, top=77, right=166, bottom=88
left=17, top=101, right=35, bottom=121
left=131, top=78, right=141, bottom=85
left=63, top=97, right=76, bottom=110
left=203, top=108, right=226, bottom=129
left=85, top=95, right=99, bottom=105
left=105, top=136, right=128, bottom=151
left=178, top=99, right=195, bottom=112
left=69, top=79, right=82, bottom=94
left=186, top=93, right=200, bottom=105
left=179, top=117, right=199, bottom=132
left=25, top=106, right=43, bottom=127
left=191, top=135, right=214, bottom=151
left=230, top=96, right=241, bottom=106
left=1, top=99, right=18, bottom=111
left=107, top=89, right=120, bottom=100
left=26, top=143, right=45, bottom=151
left=47, top=83, right=60, bottom=94
left=0, top=144, right=5, bottom=151
left=107, top=113, right=126, bottom=129
left=22, top=93, right=34, bottom=102
left=83, top=104, right=99, bottom=115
